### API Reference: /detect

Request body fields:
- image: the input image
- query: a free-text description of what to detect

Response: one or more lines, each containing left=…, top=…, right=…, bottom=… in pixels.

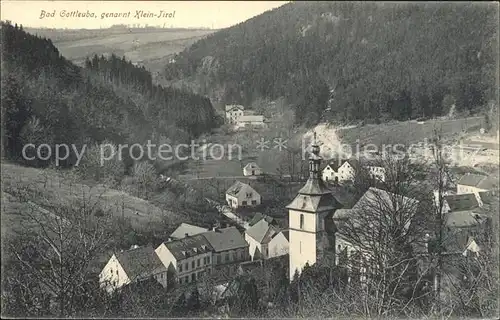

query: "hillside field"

left=1, top=162, right=181, bottom=234
left=27, top=27, right=215, bottom=73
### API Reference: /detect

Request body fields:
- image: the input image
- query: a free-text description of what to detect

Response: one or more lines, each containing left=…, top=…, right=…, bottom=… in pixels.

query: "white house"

left=244, top=218, right=284, bottom=260
left=225, top=181, right=261, bottom=209
left=336, top=159, right=360, bottom=182
left=441, top=193, right=480, bottom=213
left=321, top=162, right=341, bottom=183
left=456, top=173, right=497, bottom=197
left=243, top=162, right=262, bottom=176
left=268, top=230, right=289, bottom=259
left=99, top=245, right=167, bottom=292
left=225, top=105, right=244, bottom=124
left=235, top=115, right=265, bottom=129
left=155, top=234, right=214, bottom=286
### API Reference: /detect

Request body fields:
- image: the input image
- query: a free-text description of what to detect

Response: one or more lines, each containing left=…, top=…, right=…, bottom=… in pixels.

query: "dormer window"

left=181, top=250, right=186, bottom=256
left=193, top=248, right=198, bottom=253
left=201, top=245, right=206, bottom=251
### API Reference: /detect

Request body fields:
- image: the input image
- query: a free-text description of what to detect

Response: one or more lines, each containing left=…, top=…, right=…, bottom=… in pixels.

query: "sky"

left=0, top=1, right=289, bottom=29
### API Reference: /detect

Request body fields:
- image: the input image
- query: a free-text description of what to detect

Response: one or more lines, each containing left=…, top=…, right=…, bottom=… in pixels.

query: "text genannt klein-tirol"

left=39, top=10, right=176, bottom=19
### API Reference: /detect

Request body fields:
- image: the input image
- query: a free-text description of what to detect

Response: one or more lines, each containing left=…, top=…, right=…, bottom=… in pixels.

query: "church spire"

left=309, top=131, right=321, bottom=179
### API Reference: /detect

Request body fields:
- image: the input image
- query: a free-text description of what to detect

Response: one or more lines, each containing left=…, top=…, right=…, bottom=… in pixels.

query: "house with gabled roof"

left=321, top=161, right=342, bottom=183
left=456, top=173, right=497, bottom=196
left=337, top=158, right=360, bottom=182
left=243, top=162, right=262, bottom=176
left=170, top=223, right=209, bottom=240
left=155, top=234, right=213, bottom=286
left=99, top=245, right=167, bottom=292
left=225, top=105, right=244, bottom=124
left=203, top=226, right=249, bottom=276
left=245, top=218, right=281, bottom=260
left=225, top=181, right=261, bottom=209
left=155, top=226, right=249, bottom=286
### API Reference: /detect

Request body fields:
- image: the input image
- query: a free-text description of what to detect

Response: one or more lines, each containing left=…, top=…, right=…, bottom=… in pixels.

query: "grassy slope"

left=27, top=28, right=215, bottom=73
left=1, top=162, right=181, bottom=232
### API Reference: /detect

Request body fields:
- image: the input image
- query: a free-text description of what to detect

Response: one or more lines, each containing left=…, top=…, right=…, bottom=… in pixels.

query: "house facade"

left=203, top=227, right=249, bottom=276
left=155, top=234, right=213, bottom=286
left=225, top=181, right=261, bottom=209
left=243, top=162, right=262, bottom=176
left=336, top=159, right=359, bottom=182
left=99, top=245, right=167, bottom=292
left=225, top=105, right=244, bottom=124
left=268, top=230, right=289, bottom=258
left=245, top=218, right=278, bottom=260
left=321, top=162, right=340, bottom=183
left=366, top=165, right=386, bottom=182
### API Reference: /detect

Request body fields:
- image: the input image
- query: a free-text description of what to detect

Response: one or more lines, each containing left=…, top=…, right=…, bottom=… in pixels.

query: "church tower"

left=287, top=132, right=342, bottom=281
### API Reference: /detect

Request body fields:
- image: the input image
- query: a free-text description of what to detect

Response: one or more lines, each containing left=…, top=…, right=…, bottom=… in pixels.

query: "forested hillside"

left=1, top=21, right=220, bottom=168
left=165, top=2, right=497, bottom=126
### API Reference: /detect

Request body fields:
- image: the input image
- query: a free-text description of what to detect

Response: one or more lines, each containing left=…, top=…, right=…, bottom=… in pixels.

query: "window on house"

left=207, top=256, right=211, bottom=264
left=240, top=251, right=244, bottom=259
left=192, top=261, right=195, bottom=269
left=225, top=253, right=229, bottom=262
left=217, top=255, right=221, bottom=264
left=110, top=269, right=113, bottom=275
left=185, top=262, right=188, bottom=271
left=251, top=200, right=257, bottom=205
left=192, top=273, right=196, bottom=282
left=242, top=201, right=247, bottom=206
left=116, top=270, right=118, bottom=275
left=300, top=214, right=304, bottom=229
left=179, top=264, right=183, bottom=272
left=161, top=273, right=164, bottom=279
left=197, top=259, right=200, bottom=267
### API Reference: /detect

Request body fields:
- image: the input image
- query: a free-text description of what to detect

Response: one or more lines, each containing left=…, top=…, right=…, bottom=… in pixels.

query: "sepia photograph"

left=1, top=0, right=499, bottom=318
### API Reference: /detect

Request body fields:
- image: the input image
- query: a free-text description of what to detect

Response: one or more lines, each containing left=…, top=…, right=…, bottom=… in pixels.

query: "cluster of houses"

left=99, top=214, right=290, bottom=292
left=321, top=157, right=386, bottom=183
left=225, top=104, right=266, bottom=130
left=99, top=133, right=497, bottom=297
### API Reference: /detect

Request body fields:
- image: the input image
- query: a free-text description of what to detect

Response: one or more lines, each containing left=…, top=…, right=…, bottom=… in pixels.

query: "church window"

left=300, top=214, right=304, bottom=229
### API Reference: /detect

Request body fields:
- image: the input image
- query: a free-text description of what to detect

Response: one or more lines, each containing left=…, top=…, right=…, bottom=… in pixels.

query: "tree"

left=338, top=156, right=431, bottom=316
left=2, top=188, right=114, bottom=317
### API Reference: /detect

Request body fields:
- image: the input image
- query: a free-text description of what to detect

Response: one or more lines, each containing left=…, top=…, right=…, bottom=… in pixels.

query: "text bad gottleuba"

left=39, top=10, right=176, bottom=19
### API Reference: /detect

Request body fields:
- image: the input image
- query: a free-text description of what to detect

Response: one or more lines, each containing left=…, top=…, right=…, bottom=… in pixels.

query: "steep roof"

left=245, top=218, right=278, bottom=244
left=225, top=104, right=244, bottom=112
left=342, top=158, right=361, bottom=171
left=201, top=227, right=248, bottom=252
left=115, top=245, right=166, bottom=280
left=243, top=162, right=260, bottom=170
left=281, top=230, right=289, bottom=241
left=323, top=161, right=342, bottom=172
left=226, top=181, right=258, bottom=197
left=170, top=223, right=208, bottom=239
left=457, top=173, right=497, bottom=190
left=445, top=210, right=488, bottom=228
left=444, top=194, right=480, bottom=211
left=286, top=192, right=342, bottom=213
left=352, top=187, right=419, bottom=212
left=248, top=213, right=275, bottom=227
left=164, top=234, right=213, bottom=260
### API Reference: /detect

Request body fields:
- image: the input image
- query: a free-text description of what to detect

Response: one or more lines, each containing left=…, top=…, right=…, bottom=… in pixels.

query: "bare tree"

left=2, top=188, right=114, bottom=317
left=337, top=155, right=431, bottom=316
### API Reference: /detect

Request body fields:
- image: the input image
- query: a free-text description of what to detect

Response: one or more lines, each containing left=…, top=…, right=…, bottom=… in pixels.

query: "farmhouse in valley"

left=225, top=104, right=244, bottom=124
left=225, top=181, right=261, bottom=209
left=99, top=245, right=167, bottom=292
left=243, top=162, right=262, bottom=176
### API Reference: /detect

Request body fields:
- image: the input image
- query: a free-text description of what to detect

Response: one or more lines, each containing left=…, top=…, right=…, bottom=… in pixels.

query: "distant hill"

left=25, top=27, right=216, bottom=75
left=1, top=21, right=220, bottom=168
left=164, top=2, right=497, bottom=126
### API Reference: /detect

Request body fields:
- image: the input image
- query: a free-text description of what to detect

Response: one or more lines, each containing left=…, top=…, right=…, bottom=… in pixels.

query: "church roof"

left=297, top=177, right=331, bottom=195
left=286, top=192, right=342, bottom=213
